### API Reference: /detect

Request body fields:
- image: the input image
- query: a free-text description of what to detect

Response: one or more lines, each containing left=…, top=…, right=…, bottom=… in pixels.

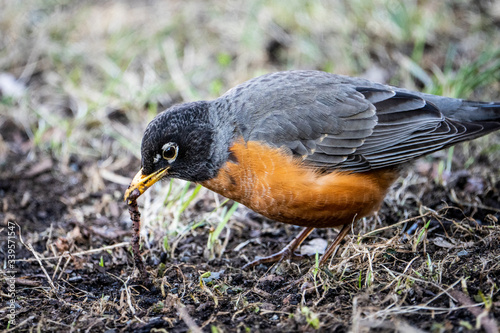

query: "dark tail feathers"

left=449, top=101, right=500, bottom=144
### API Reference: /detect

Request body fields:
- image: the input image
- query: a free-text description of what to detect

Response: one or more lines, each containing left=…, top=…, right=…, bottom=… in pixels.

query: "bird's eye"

left=161, top=142, right=178, bottom=163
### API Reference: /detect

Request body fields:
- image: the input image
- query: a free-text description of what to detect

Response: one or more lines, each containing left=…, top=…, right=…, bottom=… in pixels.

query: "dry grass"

left=1, top=0, right=499, bottom=332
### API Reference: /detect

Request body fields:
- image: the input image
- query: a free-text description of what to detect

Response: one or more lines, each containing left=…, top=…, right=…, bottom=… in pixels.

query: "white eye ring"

left=161, top=142, right=178, bottom=163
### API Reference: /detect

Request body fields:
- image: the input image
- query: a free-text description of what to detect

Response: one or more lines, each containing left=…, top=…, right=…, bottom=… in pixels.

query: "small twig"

left=14, top=278, right=41, bottom=287
left=123, top=276, right=136, bottom=315
left=52, top=250, right=64, bottom=281
left=107, top=272, right=137, bottom=315
left=17, top=242, right=129, bottom=262
left=361, top=212, right=433, bottom=238
left=176, top=303, right=202, bottom=333
left=5, top=315, right=35, bottom=332
left=24, top=242, right=57, bottom=291
left=18, top=224, right=57, bottom=291
left=57, top=255, right=73, bottom=281
left=45, top=319, right=72, bottom=328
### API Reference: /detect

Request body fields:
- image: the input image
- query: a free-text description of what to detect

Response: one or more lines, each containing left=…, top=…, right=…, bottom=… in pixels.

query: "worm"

left=127, top=189, right=149, bottom=280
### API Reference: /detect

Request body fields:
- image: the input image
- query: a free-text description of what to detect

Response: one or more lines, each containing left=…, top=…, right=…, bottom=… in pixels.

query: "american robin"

left=124, top=70, right=500, bottom=268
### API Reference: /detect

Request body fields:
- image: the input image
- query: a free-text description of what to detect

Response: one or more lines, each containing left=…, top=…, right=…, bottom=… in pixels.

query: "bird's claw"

left=242, top=248, right=306, bottom=269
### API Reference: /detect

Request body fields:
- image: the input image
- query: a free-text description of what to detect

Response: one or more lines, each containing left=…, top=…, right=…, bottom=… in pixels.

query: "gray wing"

left=222, top=71, right=489, bottom=172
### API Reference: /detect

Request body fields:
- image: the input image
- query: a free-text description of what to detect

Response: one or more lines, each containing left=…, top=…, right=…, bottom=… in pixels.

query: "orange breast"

left=201, top=140, right=398, bottom=228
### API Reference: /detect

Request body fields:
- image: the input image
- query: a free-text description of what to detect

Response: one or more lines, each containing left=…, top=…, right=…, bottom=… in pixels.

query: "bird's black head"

left=140, top=101, right=219, bottom=182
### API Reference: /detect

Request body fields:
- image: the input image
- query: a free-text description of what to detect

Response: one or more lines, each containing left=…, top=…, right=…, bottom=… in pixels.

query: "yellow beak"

left=124, top=167, right=170, bottom=203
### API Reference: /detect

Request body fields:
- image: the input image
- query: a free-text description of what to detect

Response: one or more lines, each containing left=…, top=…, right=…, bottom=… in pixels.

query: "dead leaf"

left=300, top=238, right=328, bottom=256
left=24, top=158, right=53, bottom=178
left=432, top=237, right=455, bottom=249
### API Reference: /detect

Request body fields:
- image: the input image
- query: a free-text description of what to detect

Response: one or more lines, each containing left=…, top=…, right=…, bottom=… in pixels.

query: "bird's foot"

left=242, top=227, right=315, bottom=270
left=242, top=247, right=306, bottom=269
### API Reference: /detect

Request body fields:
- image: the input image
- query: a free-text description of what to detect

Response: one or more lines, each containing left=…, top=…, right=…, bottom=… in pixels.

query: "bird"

left=124, top=70, right=500, bottom=268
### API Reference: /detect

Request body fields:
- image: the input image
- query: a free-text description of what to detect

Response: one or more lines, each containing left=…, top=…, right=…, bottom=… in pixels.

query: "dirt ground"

left=1, top=1, right=500, bottom=332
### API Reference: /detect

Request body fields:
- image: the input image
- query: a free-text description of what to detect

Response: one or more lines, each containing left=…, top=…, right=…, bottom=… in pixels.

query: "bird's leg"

left=318, top=223, right=352, bottom=267
left=242, top=226, right=315, bottom=269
